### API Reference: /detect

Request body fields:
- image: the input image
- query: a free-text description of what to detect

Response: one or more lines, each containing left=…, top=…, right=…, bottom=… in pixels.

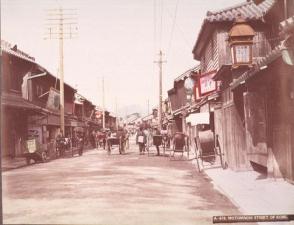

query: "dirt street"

left=2, top=138, right=242, bottom=225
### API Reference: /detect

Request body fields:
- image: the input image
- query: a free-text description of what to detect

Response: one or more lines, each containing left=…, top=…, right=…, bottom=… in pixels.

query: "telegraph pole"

left=154, top=50, right=166, bottom=130
left=45, top=7, right=78, bottom=135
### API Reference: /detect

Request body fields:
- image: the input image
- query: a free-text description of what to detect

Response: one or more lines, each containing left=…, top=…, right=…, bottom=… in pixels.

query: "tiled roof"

left=174, top=65, right=200, bottom=82
left=205, top=0, right=276, bottom=22
left=193, top=0, right=277, bottom=59
left=1, top=40, right=35, bottom=63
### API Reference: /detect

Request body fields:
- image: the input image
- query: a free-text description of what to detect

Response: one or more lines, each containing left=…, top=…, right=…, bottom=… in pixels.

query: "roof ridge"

left=174, top=65, right=201, bottom=81
left=207, top=1, right=251, bottom=16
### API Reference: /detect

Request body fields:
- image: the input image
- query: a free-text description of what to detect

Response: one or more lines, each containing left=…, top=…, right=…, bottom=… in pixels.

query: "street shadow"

left=250, top=161, right=267, bottom=180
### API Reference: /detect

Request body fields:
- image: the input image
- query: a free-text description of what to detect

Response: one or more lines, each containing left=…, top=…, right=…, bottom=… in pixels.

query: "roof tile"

left=193, top=0, right=277, bottom=60
left=207, top=0, right=275, bottom=22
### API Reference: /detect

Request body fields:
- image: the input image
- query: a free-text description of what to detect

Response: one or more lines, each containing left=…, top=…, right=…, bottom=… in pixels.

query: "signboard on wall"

left=46, top=87, right=60, bottom=111
left=28, top=126, right=42, bottom=144
left=26, top=139, right=37, bottom=153
left=199, top=70, right=217, bottom=96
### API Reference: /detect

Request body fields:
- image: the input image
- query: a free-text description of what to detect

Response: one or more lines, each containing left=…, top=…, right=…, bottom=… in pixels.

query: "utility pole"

left=147, top=99, right=150, bottom=115
left=154, top=50, right=166, bottom=130
left=45, top=7, right=78, bottom=135
left=102, top=77, right=105, bottom=129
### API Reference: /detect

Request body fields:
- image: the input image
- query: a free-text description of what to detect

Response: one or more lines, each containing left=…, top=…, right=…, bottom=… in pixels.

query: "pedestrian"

left=143, top=127, right=149, bottom=154
left=153, top=128, right=161, bottom=156
left=136, top=126, right=146, bottom=154
left=90, top=130, right=96, bottom=148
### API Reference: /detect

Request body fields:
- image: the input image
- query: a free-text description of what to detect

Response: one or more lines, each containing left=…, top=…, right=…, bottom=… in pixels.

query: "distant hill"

left=118, top=104, right=145, bottom=118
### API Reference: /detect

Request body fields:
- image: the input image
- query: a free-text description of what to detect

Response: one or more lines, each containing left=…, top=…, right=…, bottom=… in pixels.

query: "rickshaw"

left=24, top=138, right=48, bottom=165
left=106, top=129, right=126, bottom=155
left=96, top=130, right=107, bottom=149
left=55, top=135, right=70, bottom=158
left=193, top=124, right=225, bottom=172
left=169, top=132, right=190, bottom=160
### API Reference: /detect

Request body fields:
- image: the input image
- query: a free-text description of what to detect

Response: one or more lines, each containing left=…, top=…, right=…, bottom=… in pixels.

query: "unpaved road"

left=2, top=139, right=242, bottom=225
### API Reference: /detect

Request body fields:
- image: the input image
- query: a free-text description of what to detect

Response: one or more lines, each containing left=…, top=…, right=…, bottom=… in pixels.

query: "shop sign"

left=26, top=139, right=37, bottom=153
left=199, top=70, right=217, bottom=96
left=28, top=126, right=42, bottom=144
left=46, top=87, right=60, bottom=111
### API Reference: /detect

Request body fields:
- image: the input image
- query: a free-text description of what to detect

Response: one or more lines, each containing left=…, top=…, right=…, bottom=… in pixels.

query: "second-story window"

left=202, top=39, right=214, bottom=72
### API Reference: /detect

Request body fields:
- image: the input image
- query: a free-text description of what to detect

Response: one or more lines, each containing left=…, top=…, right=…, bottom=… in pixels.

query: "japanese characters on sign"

left=198, top=70, right=217, bottom=96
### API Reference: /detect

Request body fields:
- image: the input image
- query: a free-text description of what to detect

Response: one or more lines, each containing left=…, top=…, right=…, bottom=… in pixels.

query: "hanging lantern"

left=184, top=76, right=195, bottom=103
left=229, top=16, right=255, bottom=68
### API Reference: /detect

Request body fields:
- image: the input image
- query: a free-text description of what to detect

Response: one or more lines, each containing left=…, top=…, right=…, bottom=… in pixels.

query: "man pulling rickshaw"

left=106, top=127, right=128, bottom=155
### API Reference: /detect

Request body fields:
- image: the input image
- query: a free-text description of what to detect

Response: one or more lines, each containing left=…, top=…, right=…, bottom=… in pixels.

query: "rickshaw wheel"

left=41, top=152, right=47, bottom=163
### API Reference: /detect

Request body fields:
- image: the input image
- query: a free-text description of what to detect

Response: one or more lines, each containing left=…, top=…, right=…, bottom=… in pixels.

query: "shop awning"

left=186, top=112, right=210, bottom=126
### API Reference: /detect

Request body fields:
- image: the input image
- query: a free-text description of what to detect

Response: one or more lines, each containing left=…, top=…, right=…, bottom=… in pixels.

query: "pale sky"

left=1, top=0, right=244, bottom=116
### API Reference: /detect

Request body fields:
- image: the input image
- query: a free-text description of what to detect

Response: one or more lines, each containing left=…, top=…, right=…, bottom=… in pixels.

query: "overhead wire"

left=160, top=0, right=163, bottom=51
left=153, top=0, right=157, bottom=59
left=165, top=7, right=192, bottom=53
left=166, top=0, right=180, bottom=60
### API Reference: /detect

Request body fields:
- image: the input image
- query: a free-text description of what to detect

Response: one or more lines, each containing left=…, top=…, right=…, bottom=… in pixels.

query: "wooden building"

left=192, top=0, right=294, bottom=182
left=1, top=40, right=103, bottom=160
left=192, top=0, right=280, bottom=171
left=229, top=11, right=294, bottom=181
left=167, top=67, right=200, bottom=135
left=1, top=41, right=45, bottom=158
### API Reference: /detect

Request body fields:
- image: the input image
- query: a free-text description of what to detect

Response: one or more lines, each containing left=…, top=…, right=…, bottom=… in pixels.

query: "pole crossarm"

left=44, top=7, right=78, bottom=135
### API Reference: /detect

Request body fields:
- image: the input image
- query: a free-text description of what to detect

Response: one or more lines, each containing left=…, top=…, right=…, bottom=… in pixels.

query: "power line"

left=165, top=6, right=192, bottom=53
left=160, top=0, right=164, bottom=50
left=167, top=0, right=180, bottom=60
left=153, top=0, right=157, bottom=58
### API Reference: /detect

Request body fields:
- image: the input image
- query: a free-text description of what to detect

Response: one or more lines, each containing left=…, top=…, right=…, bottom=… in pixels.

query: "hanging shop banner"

left=199, top=70, right=217, bottom=96
left=74, top=93, right=84, bottom=105
left=46, top=87, right=60, bottom=111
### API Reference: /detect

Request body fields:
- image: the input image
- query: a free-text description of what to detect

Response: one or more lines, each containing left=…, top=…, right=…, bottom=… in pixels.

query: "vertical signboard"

left=46, top=87, right=60, bottom=111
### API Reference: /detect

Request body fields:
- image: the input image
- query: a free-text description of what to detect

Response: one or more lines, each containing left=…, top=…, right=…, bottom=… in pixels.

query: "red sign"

left=198, top=70, right=217, bottom=96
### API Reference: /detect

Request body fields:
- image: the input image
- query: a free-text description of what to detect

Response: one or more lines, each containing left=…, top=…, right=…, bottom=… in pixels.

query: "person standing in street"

left=90, top=130, right=96, bottom=148
left=153, top=128, right=161, bottom=156
left=136, top=126, right=146, bottom=154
